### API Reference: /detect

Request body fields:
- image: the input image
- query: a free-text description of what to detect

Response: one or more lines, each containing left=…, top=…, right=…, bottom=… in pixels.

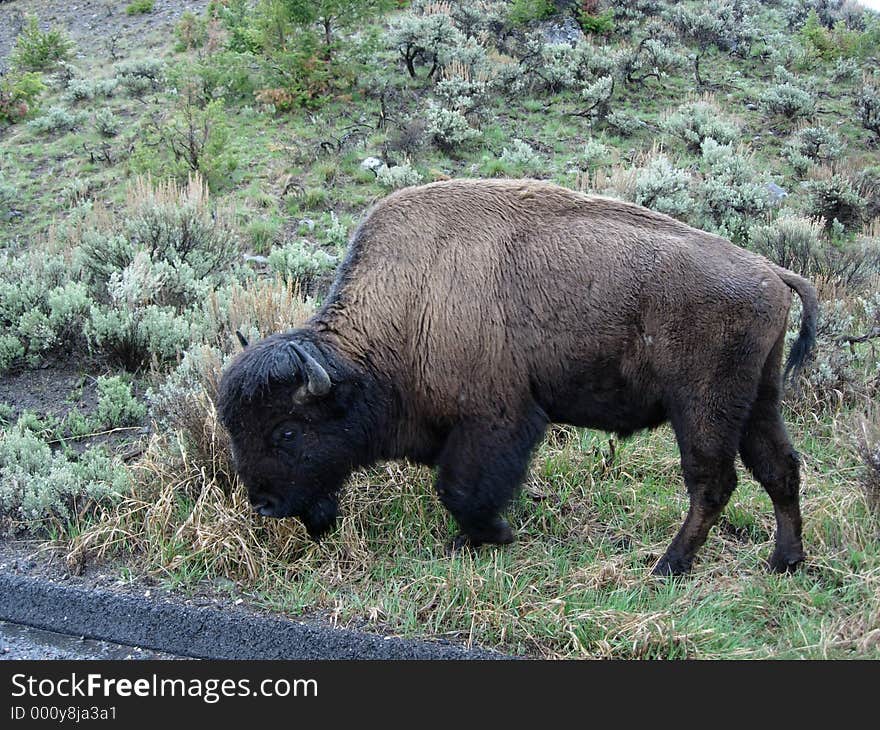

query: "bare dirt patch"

left=0, top=0, right=210, bottom=69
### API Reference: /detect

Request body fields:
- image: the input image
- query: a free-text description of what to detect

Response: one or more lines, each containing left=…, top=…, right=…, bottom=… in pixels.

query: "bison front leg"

left=435, top=413, right=546, bottom=552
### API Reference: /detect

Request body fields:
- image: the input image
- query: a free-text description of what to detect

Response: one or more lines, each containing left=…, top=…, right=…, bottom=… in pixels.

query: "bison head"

left=216, top=330, right=371, bottom=540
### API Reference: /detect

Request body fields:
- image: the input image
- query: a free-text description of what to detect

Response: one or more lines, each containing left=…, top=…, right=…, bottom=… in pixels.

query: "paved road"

left=0, top=573, right=509, bottom=660
left=0, top=621, right=179, bottom=660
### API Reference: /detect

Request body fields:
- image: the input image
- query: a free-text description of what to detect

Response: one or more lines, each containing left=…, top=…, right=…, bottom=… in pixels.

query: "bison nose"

left=249, top=493, right=279, bottom=517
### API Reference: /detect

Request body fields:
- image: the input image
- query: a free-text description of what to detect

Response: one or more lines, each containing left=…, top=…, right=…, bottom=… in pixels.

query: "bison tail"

left=772, top=265, right=819, bottom=383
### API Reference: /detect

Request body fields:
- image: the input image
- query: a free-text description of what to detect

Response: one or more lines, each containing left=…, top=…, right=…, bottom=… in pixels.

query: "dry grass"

left=856, top=407, right=880, bottom=515
left=202, top=277, right=316, bottom=353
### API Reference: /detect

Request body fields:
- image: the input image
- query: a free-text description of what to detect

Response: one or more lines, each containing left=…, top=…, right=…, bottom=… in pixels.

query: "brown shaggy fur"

left=219, top=179, right=818, bottom=576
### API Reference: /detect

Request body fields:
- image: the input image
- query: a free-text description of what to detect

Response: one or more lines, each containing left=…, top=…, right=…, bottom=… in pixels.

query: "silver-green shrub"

left=804, top=174, right=868, bottom=232
left=662, top=99, right=740, bottom=152
left=633, top=155, right=695, bottom=218
left=500, top=139, right=543, bottom=175
left=267, top=239, right=337, bottom=288
left=389, top=10, right=464, bottom=80
left=27, top=105, right=86, bottom=134
left=696, top=139, right=770, bottom=240
left=424, top=100, right=481, bottom=150
left=0, top=250, right=92, bottom=372
left=857, top=80, right=880, bottom=141
left=376, top=161, right=424, bottom=189
left=114, top=58, right=166, bottom=96
left=748, top=215, right=880, bottom=291
left=64, top=77, right=118, bottom=103
left=782, top=124, right=844, bottom=175
left=0, top=425, right=129, bottom=531
left=93, top=375, right=147, bottom=429
left=85, top=303, right=200, bottom=370
left=94, top=107, right=120, bottom=137
left=759, top=67, right=816, bottom=120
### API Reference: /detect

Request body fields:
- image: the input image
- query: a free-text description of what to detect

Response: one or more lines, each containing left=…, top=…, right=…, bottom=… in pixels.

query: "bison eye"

left=270, top=423, right=298, bottom=446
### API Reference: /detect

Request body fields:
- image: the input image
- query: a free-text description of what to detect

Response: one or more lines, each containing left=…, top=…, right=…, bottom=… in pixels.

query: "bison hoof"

left=651, top=554, right=692, bottom=577
left=446, top=519, right=515, bottom=555
left=767, top=547, right=805, bottom=574
left=446, top=534, right=478, bottom=555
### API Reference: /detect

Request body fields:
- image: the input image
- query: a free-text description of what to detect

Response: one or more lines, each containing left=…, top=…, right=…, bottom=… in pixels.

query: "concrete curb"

left=0, top=573, right=510, bottom=660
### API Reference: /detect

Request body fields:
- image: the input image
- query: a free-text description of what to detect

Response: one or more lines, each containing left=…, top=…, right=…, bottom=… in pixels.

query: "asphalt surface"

left=0, top=620, right=179, bottom=660
left=0, top=573, right=508, bottom=660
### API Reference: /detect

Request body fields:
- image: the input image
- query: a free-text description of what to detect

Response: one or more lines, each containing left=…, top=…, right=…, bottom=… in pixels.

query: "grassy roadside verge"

left=1, top=0, right=879, bottom=658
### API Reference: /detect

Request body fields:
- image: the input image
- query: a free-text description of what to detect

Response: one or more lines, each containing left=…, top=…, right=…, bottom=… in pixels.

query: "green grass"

left=126, top=0, right=155, bottom=16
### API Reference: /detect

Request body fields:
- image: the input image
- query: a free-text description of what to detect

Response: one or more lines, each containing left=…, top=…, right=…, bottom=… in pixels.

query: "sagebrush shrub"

left=578, top=138, right=615, bottom=170
left=831, top=57, right=860, bottom=82
left=759, top=68, right=815, bottom=120
left=390, top=9, right=464, bottom=80
left=27, top=106, right=85, bottom=135
left=662, top=99, right=740, bottom=152
left=748, top=215, right=823, bottom=275
left=94, top=108, right=120, bottom=137
left=76, top=176, right=239, bottom=306
left=145, top=344, right=231, bottom=470
left=0, top=425, right=129, bottom=532
left=376, top=161, right=424, bottom=189
left=783, top=124, right=844, bottom=175
left=857, top=79, right=880, bottom=141
left=580, top=76, right=615, bottom=121
left=789, top=294, right=880, bottom=410
left=424, top=101, right=481, bottom=150
left=93, top=376, right=146, bottom=429
left=615, top=33, right=685, bottom=86
left=805, top=174, right=868, bottom=232
left=64, top=78, right=117, bottom=103
left=633, top=154, right=694, bottom=219
left=749, top=215, right=880, bottom=291
left=267, top=240, right=337, bottom=289
left=608, top=0, right=664, bottom=30
left=434, top=75, right=489, bottom=117
left=499, top=139, right=543, bottom=175
left=114, top=58, right=166, bottom=96
left=0, top=249, right=91, bottom=373
left=696, top=139, right=770, bottom=241
left=447, top=0, right=507, bottom=40
left=85, top=303, right=200, bottom=370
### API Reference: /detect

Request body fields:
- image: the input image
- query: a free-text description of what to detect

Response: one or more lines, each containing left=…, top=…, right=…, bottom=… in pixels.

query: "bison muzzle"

left=217, top=179, right=818, bottom=576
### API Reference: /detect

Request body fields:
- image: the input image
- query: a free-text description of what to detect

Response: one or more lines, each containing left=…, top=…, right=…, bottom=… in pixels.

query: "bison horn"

left=287, top=340, right=331, bottom=397
left=235, top=330, right=249, bottom=349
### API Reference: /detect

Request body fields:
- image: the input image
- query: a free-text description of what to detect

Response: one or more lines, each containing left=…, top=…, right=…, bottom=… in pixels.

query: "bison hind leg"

left=739, top=337, right=805, bottom=573
left=655, top=389, right=755, bottom=576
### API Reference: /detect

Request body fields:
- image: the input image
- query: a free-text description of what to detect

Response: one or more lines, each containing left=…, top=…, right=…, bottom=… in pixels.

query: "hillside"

left=0, top=0, right=879, bottom=658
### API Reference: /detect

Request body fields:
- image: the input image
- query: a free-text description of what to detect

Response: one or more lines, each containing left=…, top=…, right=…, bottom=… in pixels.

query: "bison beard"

left=217, top=179, right=818, bottom=577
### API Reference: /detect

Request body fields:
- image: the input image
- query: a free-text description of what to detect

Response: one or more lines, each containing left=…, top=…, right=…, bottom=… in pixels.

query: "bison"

left=217, top=179, right=818, bottom=576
